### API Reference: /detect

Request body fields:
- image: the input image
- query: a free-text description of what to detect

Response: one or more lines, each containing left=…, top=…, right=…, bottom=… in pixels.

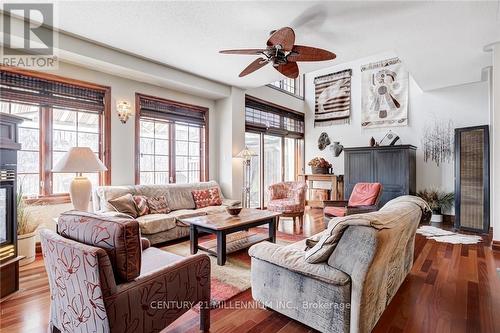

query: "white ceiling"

left=53, top=1, right=500, bottom=91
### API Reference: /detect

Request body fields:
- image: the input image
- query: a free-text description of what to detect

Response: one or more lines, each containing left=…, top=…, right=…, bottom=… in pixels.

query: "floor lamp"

left=236, top=146, right=257, bottom=208
left=52, top=147, right=107, bottom=211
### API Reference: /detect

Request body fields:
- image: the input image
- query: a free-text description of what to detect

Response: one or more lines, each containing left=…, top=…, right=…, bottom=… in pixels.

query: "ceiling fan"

left=219, top=27, right=336, bottom=79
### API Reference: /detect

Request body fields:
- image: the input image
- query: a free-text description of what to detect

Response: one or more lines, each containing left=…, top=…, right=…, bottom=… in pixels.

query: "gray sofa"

left=92, top=180, right=240, bottom=244
left=249, top=197, right=426, bottom=333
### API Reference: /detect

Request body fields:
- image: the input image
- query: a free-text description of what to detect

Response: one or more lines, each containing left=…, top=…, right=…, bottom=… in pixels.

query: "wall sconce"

left=116, top=101, right=132, bottom=124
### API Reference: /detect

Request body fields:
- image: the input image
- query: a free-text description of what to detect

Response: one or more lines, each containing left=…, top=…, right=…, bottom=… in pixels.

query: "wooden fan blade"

left=239, top=58, right=269, bottom=77
left=220, top=49, right=266, bottom=55
left=287, top=45, right=336, bottom=62
left=275, top=61, right=299, bottom=79
left=267, top=27, right=295, bottom=51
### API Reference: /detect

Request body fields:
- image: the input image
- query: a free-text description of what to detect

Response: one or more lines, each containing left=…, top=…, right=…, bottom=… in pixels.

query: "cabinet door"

left=344, top=151, right=373, bottom=199
left=374, top=149, right=407, bottom=205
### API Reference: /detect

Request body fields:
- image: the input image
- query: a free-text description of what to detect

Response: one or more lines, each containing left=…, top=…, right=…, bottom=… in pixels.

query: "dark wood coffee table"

left=180, top=208, right=280, bottom=266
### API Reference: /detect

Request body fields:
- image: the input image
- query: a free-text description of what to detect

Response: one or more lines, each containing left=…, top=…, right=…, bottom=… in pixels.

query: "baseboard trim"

left=492, top=240, right=500, bottom=252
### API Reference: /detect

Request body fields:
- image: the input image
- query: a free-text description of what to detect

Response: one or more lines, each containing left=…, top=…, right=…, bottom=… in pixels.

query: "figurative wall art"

left=422, top=120, right=454, bottom=166
left=314, top=69, right=352, bottom=127
left=361, top=57, right=408, bottom=128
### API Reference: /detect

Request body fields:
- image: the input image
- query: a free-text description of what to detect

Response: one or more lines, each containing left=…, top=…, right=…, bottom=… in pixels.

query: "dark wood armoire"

left=344, top=145, right=417, bottom=206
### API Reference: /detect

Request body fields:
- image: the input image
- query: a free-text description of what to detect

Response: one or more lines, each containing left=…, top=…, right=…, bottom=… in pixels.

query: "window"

left=0, top=69, right=111, bottom=200
left=244, top=96, right=305, bottom=209
left=136, top=94, right=208, bottom=185
left=268, top=75, right=304, bottom=99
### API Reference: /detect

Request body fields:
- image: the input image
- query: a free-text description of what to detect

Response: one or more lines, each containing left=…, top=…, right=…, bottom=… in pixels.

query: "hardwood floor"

left=1, top=208, right=499, bottom=333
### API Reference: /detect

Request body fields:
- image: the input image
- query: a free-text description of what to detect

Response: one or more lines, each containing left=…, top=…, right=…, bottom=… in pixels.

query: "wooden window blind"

left=245, top=95, right=304, bottom=138
left=0, top=71, right=105, bottom=113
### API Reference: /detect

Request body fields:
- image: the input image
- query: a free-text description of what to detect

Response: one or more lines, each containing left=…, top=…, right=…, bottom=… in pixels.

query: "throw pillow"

left=192, top=187, right=223, bottom=209
left=304, top=217, right=349, bottom=263
left=108, top=193, right=138, bottom=218
left=133, top=195, right=150, bottom=216
left=147, top=196, right=170, bottom=214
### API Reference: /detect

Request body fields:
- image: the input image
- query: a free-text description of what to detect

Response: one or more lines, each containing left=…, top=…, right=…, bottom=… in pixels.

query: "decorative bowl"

left=226, top=206, right=242, bottom=216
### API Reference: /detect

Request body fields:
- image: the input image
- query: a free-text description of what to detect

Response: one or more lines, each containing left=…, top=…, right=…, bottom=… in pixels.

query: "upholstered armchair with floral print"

left=40, top=211, right=211, bottom=333
left=267, top=181, right=307, bottom=229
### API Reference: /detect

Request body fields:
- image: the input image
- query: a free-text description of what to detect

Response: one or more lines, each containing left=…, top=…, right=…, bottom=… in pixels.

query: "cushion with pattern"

left=192, top=187, right=223, bottom=209
left=147, top=196, right=170, bottom=214
left=133, top=195, right=150, bottom=216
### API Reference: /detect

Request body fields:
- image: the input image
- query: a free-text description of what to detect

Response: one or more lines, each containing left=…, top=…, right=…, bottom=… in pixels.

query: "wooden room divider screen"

left=454, top=125, right=490, bottom=233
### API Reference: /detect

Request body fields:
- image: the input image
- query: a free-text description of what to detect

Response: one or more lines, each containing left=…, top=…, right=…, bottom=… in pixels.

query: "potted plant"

left=308, top=157, right=332, bottom=174
left=417, top=189, right=454, bottom=223
left=17, top=186, right=37, bottom=266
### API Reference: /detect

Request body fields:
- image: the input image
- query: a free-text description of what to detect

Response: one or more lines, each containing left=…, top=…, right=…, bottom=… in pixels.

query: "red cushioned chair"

left=323, top=183, right=383, bottom=224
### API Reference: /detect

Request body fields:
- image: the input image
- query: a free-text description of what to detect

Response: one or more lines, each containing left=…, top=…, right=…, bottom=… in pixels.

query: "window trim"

left=266, top=74, right=305, bottom=100
left=1, top=66, right=112, bottom=204
left=134, top=92, right=209, bottom=185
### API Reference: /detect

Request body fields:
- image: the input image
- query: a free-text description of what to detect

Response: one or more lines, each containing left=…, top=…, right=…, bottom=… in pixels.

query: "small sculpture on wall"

left=422, top=120, right=454, bottom=166
left=331, top=141, right=344, bottom=157
left=318, top=132, right=331, bottom=151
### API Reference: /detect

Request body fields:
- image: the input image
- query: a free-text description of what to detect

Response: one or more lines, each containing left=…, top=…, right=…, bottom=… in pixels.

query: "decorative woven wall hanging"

left=361, top=57, right=408, bottom=128
left=314, top=69, right=352, bottom=127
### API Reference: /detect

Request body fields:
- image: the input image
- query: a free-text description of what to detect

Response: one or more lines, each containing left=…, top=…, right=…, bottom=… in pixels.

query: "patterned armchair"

left=267, top=181, right=307, bottom=229
left=324, top=182, right=383, bottom=224
left=40, top=211, right=211, bottom=333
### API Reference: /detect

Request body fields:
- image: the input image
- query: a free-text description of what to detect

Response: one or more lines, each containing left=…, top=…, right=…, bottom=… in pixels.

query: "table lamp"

left=52, top=147, right=107, bottom=211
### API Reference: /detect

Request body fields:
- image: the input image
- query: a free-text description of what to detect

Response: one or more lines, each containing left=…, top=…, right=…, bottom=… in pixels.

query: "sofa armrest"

left=115, top=254, right=210, bottom=294
left=323, top=200, right=348, bottom=207
left=140, top=237, right=151, bottom=250
left=106, top=254, right=211, bottom=331
left=346, top=205, right=379, bottom=215
left=249, top=241, right=350, bottom=286
left=222, top=199, right=241, bottom=207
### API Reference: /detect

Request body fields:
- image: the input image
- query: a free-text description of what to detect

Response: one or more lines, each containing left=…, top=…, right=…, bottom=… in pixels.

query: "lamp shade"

left=52, top=147, right=107, bottom=173
left=236, top=146, right=258, bottom=160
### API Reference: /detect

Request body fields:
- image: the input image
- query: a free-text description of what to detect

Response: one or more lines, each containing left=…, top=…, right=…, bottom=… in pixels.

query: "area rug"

left=162, top=227, right=304, bottom=306
left=416, top=225, right=482, bottom=244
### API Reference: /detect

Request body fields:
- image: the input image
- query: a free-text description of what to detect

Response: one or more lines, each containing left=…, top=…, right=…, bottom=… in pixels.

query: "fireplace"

left=0, top=113, right=23, bottom=299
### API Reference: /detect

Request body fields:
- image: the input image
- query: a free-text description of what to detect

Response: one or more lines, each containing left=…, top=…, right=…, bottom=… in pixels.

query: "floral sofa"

left=92, top=181, right=240, bottom=245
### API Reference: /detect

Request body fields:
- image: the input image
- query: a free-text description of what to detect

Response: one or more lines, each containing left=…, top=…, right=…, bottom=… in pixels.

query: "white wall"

left=49, top=61, right=218, bottom=185
left=246, top=85, right=305, bottom=113
left=304, top=52, right=490, bottom=194
left=215, top=87, right=245, bottom=199
left=490, top=42, right=500, bottom=241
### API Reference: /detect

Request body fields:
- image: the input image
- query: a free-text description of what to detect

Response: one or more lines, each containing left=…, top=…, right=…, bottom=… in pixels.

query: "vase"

left=311, top=167, right=329, bottom=174
left=370, top=137, right=376, bottom=147
left=331, top=142, right=343, bottom=157
left=18, top=232, right=36, bottom=266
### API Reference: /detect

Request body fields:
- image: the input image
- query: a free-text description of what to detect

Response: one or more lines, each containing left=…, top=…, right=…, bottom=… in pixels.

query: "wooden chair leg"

left=276, top=216, right=280, bottom=230
left=292, top=216, right=296, bottom=228
left=299, top=214, right=304, bottom=230
left=200, top=303, right=210, bottom=332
